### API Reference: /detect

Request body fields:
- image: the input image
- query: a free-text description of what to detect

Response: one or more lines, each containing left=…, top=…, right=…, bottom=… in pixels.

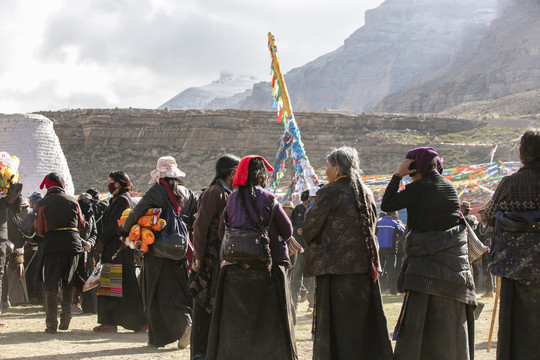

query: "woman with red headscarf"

left=206, top=155, right=297, bottom=360
left=381, top=147, right=477, bottom=360
left=34, top=172, right=85, bottom=333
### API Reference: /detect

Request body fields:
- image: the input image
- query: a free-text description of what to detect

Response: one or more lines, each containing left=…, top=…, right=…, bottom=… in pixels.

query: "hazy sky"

left=0, top=0, right=384, bottom=114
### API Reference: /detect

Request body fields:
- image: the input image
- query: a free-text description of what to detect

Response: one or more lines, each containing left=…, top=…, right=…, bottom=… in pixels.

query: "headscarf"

left=149, top=156, right=186, bottom=184
left=39, top=172, right=65, bottom=189
left=232, top=155, right=273, bottom=188
left=405, top=147, right=444, bottom=174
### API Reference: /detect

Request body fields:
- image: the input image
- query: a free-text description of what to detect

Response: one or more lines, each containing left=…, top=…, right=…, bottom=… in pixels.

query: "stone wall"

left=36, top=109, right=486, bottom=194
left=0, top=114, right=75, bottom=196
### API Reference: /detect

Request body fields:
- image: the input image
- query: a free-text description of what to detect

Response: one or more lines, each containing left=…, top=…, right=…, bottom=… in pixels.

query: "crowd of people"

left=0, top=128, right=538, bottom=360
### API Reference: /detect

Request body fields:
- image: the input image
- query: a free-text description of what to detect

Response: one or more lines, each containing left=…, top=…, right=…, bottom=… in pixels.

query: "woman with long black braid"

left=207, top=155, right=297, bottom=360
left=303, top=146, right=393, bottom=360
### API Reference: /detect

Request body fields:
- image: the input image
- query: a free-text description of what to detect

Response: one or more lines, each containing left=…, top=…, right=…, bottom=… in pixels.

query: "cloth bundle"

left=117, top=208, right=166, bottom=252
left=0, top=152, right=20, bottom=195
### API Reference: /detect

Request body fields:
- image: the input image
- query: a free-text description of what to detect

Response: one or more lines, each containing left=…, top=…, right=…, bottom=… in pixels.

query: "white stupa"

left=0, top=113, right=75, bottom=196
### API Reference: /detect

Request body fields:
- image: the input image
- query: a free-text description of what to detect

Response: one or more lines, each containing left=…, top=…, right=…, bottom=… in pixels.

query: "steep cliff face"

left=231, top=0, right=500, bottom=113
left=375, top=0, right=540, bottom=113
left=37, top=109, right=483, bottom=193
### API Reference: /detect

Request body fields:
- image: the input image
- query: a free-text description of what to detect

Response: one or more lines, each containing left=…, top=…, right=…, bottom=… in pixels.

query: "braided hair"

left=237, top=157, right=272, bottom=269
left=327, top=146, right=379, bottom=281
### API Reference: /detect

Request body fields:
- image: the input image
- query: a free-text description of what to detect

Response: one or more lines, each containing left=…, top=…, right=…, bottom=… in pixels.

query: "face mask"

left=108, top=183, right=117, bottom=195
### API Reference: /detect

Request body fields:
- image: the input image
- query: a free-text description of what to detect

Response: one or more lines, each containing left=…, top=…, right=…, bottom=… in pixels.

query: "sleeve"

left=99, top=196, right=130, bottom=245
left=381, top=175, right=418, bottom=212
left=86, top=215, right=98, bottom=247
left=193, top=190, right=221, bottom=260
left=76, top=204, right=85, bottom=231
left=273, top=203, right=293, bottom=240
left=485, top=177, right=509, bottom=227
left=302, top=187, right=336, bottom=246
left=34, top=205, right=46, bottom=237
left=218, top=206, right=226, bottom=241
left=290, top=207, right=299, bottom=227
left=180, top=189, right=198, bottom=229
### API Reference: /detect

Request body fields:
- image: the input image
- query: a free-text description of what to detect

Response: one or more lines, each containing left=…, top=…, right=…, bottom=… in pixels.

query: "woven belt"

left=53, top=227, right=78, bottom=231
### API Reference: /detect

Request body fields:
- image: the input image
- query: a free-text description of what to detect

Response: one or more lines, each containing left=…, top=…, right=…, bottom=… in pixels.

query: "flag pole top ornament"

left=268, top=32, right=278, bottom=56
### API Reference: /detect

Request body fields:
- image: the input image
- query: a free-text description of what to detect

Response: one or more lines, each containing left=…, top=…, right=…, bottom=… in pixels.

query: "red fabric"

left=39, top=174, right=65, bottom=189
left=232, top=155, right=274, bottom=187
left=159, top=179, right=180, bottom=213
left=39, top=176, right=59, bottom=189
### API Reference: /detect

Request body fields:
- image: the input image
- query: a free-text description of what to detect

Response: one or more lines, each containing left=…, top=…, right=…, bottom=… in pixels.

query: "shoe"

left=177, top=324, right=192, bottom=349
left=59, top=319, right=70, bottom=331
left=93, top=324, right=118, bottom=333
left=45, top=327, right=57, bottom=334
left=72, top=303, right=83, bottom=315
left=134, top=324, right=148, bottom=333
left=0, top=318, right=8, bottom=328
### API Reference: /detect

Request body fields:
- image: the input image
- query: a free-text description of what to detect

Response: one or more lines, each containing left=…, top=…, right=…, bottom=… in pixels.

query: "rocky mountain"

left=35, top=108, right=505, bottom=195
left=170, top=0, right=505, bottom=113
left=375, top=0, right=540, bottom=113
left=158, top=72, right=259, bottom=110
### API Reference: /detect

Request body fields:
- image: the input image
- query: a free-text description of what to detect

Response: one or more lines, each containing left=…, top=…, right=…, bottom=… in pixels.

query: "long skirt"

left=7, top=263, right=28, bottom=305
left=207, top=263, right=297, bottom=360
left=313, top=273, right=393, bottom=360
left=394, top=291, right=475, bottom=360
left=496, top=278, right=540, bottom=360
left=189, top=240, right=220, bottom=358
left=143, top=253, right=192, bottom=347
left=97, top=263, right=146, bottom=331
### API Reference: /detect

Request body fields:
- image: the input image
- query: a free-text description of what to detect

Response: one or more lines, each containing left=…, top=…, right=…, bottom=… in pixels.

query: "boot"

left=59, top=286, right=75, bottom=330
left=45, top=289, right=58, bottom=333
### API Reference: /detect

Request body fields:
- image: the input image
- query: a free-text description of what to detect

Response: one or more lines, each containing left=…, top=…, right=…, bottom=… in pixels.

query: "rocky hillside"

left=444, top=89, right=540, bottom=118
left=375, top=0, right=540, bottom=113
left=169, top=0, right=504, bottom=113
left=33, top=108, right=525, bottom=195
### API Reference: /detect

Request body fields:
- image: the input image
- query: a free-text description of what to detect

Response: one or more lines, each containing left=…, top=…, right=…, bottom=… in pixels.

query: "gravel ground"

left=0, top=293, right=498, bottom=359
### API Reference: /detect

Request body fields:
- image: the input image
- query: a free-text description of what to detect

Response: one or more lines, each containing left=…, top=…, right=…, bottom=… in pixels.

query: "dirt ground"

left=0, top=293, right=498, bottom=360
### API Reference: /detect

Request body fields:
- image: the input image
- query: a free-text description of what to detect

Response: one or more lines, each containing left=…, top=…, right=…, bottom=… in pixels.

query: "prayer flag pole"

left=266, top=32, right=320, bottom=199
left=268, top=33, right=293, bottom=125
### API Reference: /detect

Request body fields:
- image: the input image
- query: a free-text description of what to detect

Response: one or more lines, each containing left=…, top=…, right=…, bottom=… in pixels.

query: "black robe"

left=96, top=189, right=145, bottom=331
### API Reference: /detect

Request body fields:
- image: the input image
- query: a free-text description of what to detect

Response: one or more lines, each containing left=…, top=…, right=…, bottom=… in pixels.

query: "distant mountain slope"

left=158, top=73, right=259, bottom=110
left=374, top=0, right=540, bottom=113
left=444, top=89, right=540, bottom=117
left=236, top=0, right=501, bottom=112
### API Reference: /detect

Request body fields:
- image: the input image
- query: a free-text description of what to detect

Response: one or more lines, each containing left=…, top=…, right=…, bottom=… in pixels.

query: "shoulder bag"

left=464, top=218, right=489, bottom=263
left=149, top=185, right=189, bottom=260
left=221, top=201, right=278, bottom=264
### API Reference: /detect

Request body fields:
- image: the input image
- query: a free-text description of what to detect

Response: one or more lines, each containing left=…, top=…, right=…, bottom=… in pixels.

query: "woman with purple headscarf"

left=381, top=147, right=477, bottom=360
